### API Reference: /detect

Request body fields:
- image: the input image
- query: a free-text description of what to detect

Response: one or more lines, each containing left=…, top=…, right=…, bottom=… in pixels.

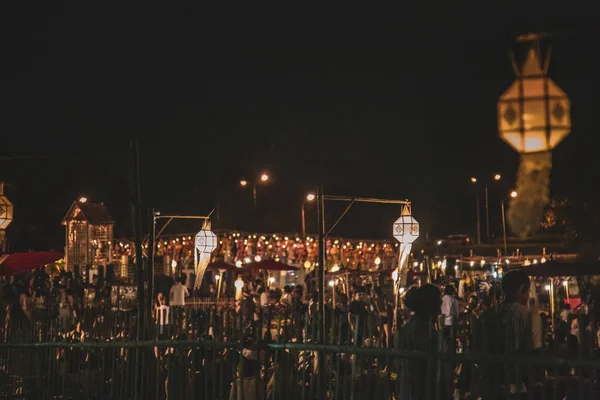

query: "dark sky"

left=2, top=5, right=599, bottom=251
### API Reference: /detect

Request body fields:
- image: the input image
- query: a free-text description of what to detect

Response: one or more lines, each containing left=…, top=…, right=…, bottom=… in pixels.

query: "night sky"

left=2, top=5, right=599, bottom=251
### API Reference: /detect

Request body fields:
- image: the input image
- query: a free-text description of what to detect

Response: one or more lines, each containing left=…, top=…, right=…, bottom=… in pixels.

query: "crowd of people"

left=2, top=264, right=600, bottom=398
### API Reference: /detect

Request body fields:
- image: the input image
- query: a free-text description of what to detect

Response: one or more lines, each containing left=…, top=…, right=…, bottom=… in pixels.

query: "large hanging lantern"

left=393, top=204, right=419, bottom=286
left=0, top=183, right=14, bottom=244
left=498, top=46, right=570, bottom=154
left=193, top=220, right=217, bottom=290
left=393, top=204, right=419, bottom=244
left=498, top=43, right=570, bottom=238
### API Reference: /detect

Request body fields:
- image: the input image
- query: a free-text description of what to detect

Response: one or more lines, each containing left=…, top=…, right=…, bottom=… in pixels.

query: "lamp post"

left=240, top=172, right=269, bottom=209
left=470, top=173, right=502, bottom=244
left=302, top=193, right=316, bottom=238
left=501, top=190, right=518, bottom=255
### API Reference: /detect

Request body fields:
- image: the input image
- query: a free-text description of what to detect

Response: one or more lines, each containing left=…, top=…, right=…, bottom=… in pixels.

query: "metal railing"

left=1, top=311, right=600, bottom=399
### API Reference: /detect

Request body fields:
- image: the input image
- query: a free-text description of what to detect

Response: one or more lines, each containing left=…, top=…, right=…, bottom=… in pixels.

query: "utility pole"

left=129, top=140, right=145, bottom=338
left=316, top=186, right=325, bottom=398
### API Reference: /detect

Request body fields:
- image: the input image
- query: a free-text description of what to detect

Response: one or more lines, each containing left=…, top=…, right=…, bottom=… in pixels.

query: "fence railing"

left=1, top=337, right=600, bottom=399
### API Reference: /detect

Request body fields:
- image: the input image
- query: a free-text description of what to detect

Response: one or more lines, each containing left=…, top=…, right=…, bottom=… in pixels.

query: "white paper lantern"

left=195, top=221, right=217, bottom=256
left=393, top=204, right=419, bottom=244
left=193, top=220, right=217, bottom=290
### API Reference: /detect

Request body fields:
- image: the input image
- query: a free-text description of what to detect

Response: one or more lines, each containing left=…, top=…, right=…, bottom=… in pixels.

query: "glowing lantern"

left=498, top=46, right=570, bottom=153
left=0, top=183, right=13, bottom=244
left=393, top=204, right=419, bottom=244
left=193, top=220, right=217, bottom=289
left=393, top=203, right=419, bottom=286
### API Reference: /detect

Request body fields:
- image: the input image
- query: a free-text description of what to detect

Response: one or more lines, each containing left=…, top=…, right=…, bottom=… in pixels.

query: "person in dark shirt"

left=394, top=284, right=442, bottom=399
left=334, top=293, right=350, bottom=344
left=349, top=286, right=368, bottom=345
left=475, top=269, right=532, bottom=398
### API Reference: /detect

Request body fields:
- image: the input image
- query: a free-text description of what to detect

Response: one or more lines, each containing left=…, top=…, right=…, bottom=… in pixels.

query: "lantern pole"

left=314, top=190, right=411, bottom=399
left=316, top=186, right=326, bottom=398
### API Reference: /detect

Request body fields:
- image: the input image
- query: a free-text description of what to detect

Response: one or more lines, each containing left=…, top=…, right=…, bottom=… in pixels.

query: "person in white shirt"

left=170, top=279, right=189, bottom=330
left=441, top=284, right=458, bottom=339
left=170, top=280, right=189, bottom=307
left=559, top=303, right=572, bottom=322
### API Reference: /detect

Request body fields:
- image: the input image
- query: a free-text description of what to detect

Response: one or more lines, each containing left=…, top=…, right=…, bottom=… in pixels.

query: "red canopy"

left=207, top=260, right=249, bottom=273
left=0, top=251, right=64, bottom=276
left=245, top=259, right=299, bottom=271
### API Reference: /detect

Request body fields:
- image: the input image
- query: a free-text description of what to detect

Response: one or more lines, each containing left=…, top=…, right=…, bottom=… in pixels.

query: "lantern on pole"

left=0, top=183, right=14, bottom=247
left=393, top=203, right=419, bottom=286
left=498, top=40, right=571, bottom=238
left=193, top=220, right=217, bottom=290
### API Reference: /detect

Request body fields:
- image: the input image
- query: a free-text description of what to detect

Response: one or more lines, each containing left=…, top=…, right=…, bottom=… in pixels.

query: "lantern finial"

left=520, top=47, right=544, bottom=77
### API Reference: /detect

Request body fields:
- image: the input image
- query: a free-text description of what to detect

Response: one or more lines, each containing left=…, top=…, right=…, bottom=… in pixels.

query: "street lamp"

left=240, top=172, right=270, bottom=208
left=470, top=173, right=502, bottom=244
left=501, top=190, right=518, bottom=255
left=302, top=193, right=316, bottom=238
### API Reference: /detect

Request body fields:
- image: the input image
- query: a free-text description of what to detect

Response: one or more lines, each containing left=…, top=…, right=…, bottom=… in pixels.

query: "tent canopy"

left=520, top=260, right=600, bottom=277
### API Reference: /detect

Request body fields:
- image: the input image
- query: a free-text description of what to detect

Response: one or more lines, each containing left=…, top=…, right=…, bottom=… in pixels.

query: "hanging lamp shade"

left=195, top=220, right=217, bottom=256
left=393, top=204, right=419, bottom=244
left=498, top=46, right=570, bottom=154
left=0, top=183, right=13, bottom=231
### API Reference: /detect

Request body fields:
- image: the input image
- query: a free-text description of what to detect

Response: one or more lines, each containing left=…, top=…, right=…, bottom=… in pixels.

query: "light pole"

left=501, top=190, right=518, bottom=255
left=240, top=172, right=269, bottom=208
left=470, top=173, right=502, bottom=244
left=302, top=193, right=316, bottom=237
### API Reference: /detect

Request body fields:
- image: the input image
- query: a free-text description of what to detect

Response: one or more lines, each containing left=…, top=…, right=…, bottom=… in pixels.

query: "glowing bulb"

left=492, top=271, right=498, bottom=278
left=260, top=173, right=269, bottom=182
left=235, top=260, right=243, bottom=268
left=328, top=280, right=334, bottom=287
left=480, top=259, right=485, bottom=266
left=215, top=274, right=220, bottom=281
left=505, top=259, right=510, bottom=264
left=234, top=278, right=244, bottom=290
left=374, top=257, right=381, bottom=266
left=391, top=269, right=399, bottom=282
left=470, top=177, right=477, bottom=183
left=306, top=193, right=316, bottom=201
left=533, top=259, right=538, bottom=264
left=78, top=196, right=88, bottom=203
left=240, top=180, right=248, bottom=187
left=254, top=255, right=261, bottom=262
left=331, top=265, right=340, bottom=273
left=494, top=174, right=502, bottom=181
left=303, top=260, right=311, bottom=269
left=399, top=287, right=405, bottom=294
left=269, top=277, right=275, bottom=283
left=171, top=259, right=177, bottom=268
left=523, top=259, right=531, bottom=266
left=469, top=261, right=475, bottom=267
left=540, top=257, right=546, bottom=264
left=563, top=280, right=568, bottom=287
left=244, top=257, right=251, bottom=264
left=544, top=285, right=551, bottom=291
left=454, top=265, right=458, bottom=271
left=510, top=191, right=518, bottom=198
left=413, top=261, right=419, bottom=267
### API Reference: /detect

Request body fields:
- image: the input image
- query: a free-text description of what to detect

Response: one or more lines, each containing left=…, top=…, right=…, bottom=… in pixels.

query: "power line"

left=0, top=153, right=125, bottom=162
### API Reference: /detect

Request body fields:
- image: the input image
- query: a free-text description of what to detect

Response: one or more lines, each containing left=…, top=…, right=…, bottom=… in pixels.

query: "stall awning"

left=0, top=251, right=64, bottom=276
